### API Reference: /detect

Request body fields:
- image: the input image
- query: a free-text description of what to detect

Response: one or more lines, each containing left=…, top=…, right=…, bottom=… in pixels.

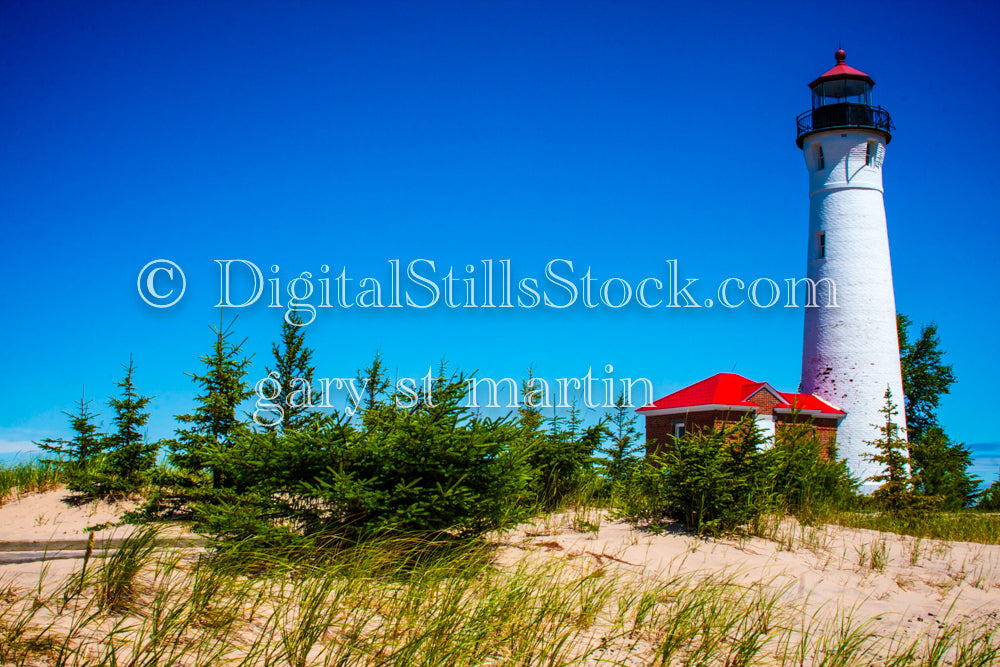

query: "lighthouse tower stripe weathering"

left=796, top=49, right=906, bottom=487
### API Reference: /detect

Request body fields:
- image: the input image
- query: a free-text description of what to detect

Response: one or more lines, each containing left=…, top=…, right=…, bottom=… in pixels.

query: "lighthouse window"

left=673, top=421, right=686, bottom=440
left=866, top=140, right=878, bottom=167
left=813, top=144, right=825, bottom=170
left=816, top=231, right=826, bottom=259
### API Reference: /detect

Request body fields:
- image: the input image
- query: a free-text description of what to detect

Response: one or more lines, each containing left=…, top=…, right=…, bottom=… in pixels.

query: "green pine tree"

left=354, top=350, right=394, bottom=430
left=265, top=313, right=319, bottom=432
left=99, top=357, right=158, bottom=496
left=517, top=366, right=546, bottom=434
left=36, top=389, right=106, bottom=491
left=599, top=391, right=642, bottom=485
left=865, top=388, right=921, bottom=512
left=531, top=400, right=601, bottom=506
left=169, top=316, right=253, bottom=489
left=36, top=389, right=105, bottom=467
left=651, top=414, right=767, bottom=536
left=765, top=420, right=857, bottom=520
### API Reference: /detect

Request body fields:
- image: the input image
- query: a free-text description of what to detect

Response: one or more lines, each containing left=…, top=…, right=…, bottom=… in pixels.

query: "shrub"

left=764, top=422, right=857, bottom=522
left=514, top=375, right=602, bottom=509
left=979, top=480, right=1000, bottom=512
left=186, top=369, right=534, bottom=547
left=909, top=426, right=980, bottom=510
left=623, top=415, right=768, bottom=536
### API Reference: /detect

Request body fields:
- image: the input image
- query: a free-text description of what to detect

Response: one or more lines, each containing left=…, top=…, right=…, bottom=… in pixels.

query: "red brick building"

left=637, top=373, right=844, bottom=456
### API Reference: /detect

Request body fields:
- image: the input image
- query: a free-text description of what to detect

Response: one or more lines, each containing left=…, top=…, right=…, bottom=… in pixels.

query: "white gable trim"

left=742, top=383, right=786, bottom=405
left=638, top=404, right=754, bottom=418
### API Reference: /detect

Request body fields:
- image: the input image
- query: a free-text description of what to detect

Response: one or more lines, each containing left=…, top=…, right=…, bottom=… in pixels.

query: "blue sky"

left=1, top=1, right=997, bottom=483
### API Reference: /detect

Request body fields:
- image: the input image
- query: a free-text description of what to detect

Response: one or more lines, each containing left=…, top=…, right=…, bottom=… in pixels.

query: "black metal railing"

left=796, top=103, right=893, bottom=146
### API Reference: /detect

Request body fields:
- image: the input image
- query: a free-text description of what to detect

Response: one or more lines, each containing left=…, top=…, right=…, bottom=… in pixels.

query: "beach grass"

left=1, top=527, right=998, bottom=666
left=827, top=509, right=1000, bottom=546
left=0, top=461, right=63, bottom=507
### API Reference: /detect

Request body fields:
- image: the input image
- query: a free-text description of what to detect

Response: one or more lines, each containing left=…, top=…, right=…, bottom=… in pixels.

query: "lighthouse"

left=796, top=49, right=906, bottom=487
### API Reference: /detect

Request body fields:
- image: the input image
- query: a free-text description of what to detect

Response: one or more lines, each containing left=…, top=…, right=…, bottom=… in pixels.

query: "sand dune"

left=496, top=510, right=1000, bottom=638
left=1, top=488, right=998, bottom=663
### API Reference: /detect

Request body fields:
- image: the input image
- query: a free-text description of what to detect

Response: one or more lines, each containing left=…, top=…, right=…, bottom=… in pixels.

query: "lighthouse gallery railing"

left=796, top=103, right=893, bottom=146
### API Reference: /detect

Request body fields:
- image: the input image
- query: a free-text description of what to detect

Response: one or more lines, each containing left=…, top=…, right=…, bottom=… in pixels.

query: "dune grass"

left=0, top=474, right=998, bottom=665
left=826, top=509, right=1000, bottom=546
left=1, top=527, right=998, bottom=666
left=0, top=460, right=63, bottom=506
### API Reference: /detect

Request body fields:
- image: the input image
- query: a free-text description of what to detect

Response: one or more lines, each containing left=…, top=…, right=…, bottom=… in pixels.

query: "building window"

left=816, top=231, right=826, bottom=259
left=866, top=140, right=878, bottom=167
left=672, top=421, right=686, bottom=440
left=814, top=144, right=825, bottom=170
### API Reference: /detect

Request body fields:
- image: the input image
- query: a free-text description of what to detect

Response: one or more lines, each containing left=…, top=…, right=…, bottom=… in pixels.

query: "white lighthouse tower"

left=796, top=49, right=906, bottom=486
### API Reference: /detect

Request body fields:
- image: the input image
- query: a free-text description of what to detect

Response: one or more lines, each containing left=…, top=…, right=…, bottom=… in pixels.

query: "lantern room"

left=795, top=49, right=892, bottom=147
left=810, top=49, right=873, bottom=107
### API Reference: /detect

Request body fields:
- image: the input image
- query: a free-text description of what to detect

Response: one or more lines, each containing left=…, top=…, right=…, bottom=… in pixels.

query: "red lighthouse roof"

left=809, top=49, right=875, bottom=88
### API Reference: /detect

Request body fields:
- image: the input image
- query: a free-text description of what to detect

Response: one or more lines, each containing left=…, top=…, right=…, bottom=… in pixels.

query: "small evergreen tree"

left=512, top=367, right=548, bottom=502
left=98, top=357, right=158, bottom=496
left=646, top=415, right=767, bottom=536
left=356, top=350, right=392, bottom=413
left=528, top=401, right=601, bottom=506
left=517, top=366, right=546, bottom=434
left=354, top=350, right=395, bottom=433
left=36, top=389, right=105, bottom=491
left=765, top=421, right=857, bottom=521
left=599, top=391, right=642, bottom=486
left=865, top=388, right=922, bottom=512
left=196, top=366, right=533, bottom=545
left=36, top=389, right=105, bottom=468
left=265, top=313, right=319, bottom=432
left=169, top=316, right=253, bottom=489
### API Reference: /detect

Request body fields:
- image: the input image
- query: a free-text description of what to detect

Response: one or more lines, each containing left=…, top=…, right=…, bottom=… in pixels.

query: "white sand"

left=1, top=489, right=998, bottom=639
left=495, top=510, right=1000, bottom=637
left=0, top=487, right=135, bottom=544
left=0, top=487, right=196, bottom=591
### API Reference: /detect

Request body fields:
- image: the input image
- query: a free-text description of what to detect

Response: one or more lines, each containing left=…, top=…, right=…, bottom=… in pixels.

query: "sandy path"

left=0, top=487, right=199, bottom=590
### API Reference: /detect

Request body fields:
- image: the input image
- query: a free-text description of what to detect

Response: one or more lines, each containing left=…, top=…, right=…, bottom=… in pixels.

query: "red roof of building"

left=636, top=372, right=845, bottom=416
left=809, top=48, right=875, bottom=88
left=780, top=392, right=843, bottom=414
